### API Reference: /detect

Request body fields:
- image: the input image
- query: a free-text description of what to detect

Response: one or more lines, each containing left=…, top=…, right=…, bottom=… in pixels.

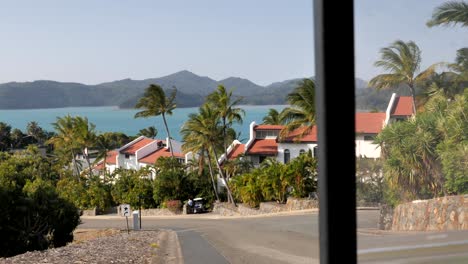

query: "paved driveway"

left=79, top=210, right=468, bottom=264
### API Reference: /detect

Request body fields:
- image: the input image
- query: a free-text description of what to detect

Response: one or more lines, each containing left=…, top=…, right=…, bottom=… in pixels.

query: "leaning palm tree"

left=135, top=84, right=176, bottom=157
left=262, top=108, right=282, bottom=125
left=369, top=40, right=439, bottom=115
left=181, top=104, right=236, bottom=204
left=279, top=78, right=316, bottom=138
left=427, top=1, right=468, bottom=28
left=181, top=109, right=222, bottom=201
left=206, top=85, right=245, bottom=160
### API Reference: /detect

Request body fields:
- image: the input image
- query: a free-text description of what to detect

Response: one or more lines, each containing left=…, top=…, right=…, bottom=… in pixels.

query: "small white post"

left=132, top=210, right=140, bottom=230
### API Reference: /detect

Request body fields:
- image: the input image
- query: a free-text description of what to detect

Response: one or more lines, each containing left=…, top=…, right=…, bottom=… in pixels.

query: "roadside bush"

left=165, top=200, right=182, bottom=213
left=0, top=154, right=80, bottom=257
left=230, top=170, right=264, bottom=208
left=230, top=153, right=318, bottom=207
left=153, top=157, right=192, bottom=205
left=111, top=168, right=156, bottom=209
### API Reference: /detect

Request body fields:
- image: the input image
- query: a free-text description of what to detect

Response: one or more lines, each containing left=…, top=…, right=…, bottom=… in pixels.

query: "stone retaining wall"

left=140, top=208, right=181, bottom=216
left=391, top=195, right=468, bottom=231
left=212, top=197, right=318, bottom=216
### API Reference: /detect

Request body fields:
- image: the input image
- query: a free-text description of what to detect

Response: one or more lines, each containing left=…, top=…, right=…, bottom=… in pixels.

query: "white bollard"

left=132, top=210, right=140, bottom=230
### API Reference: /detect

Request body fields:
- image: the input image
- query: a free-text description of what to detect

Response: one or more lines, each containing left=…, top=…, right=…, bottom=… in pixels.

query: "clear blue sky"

left=0, top=0, right=466, bottom=85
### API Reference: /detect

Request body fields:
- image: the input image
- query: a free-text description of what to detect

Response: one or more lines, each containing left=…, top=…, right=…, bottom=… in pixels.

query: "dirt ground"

left=72, top=228, right=122, bottom=243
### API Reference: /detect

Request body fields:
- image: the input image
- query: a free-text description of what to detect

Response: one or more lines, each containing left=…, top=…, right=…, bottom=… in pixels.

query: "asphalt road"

left=79, top=210, right=468, bottom=264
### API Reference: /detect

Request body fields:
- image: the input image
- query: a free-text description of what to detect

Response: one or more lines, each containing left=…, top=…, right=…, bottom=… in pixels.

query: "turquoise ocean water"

left=0, top=105, right=287, bottom=143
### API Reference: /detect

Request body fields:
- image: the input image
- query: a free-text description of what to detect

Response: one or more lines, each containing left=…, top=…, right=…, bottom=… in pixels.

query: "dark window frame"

left=284, top=149, right=290, bottom=163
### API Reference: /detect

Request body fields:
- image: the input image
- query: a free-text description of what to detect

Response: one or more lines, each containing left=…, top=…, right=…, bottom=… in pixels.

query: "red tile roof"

left=392, top=96, right=414, bottom=116
left=93, top=150, right=117, bottom=170
left=247, top=139, right=278, bottom=155
left=355, top=113, right=386, bottom=134
left=280, top=126, right=317, bottom=142
left=120, top=138, right=154, bottom=154
left=227, top=144, right=245, bottom=160
left=255, top=125, right=284, bottom=130
left=138, top=148, right=184, bottom=164
left=105, top=150, right=118, bottom=165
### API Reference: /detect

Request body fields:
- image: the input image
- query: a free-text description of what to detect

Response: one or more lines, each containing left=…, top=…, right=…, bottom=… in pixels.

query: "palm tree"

left=73, top=116, right=97, bottom=176
left=135, top=84, right=176, bottom=157
left=262, top=108, right=282, bottom=125
left=369, top=40, right=439, bottom=115
left=181, top=104, right=235, bottom=204
left=94, top=133, right=116, bottom=178
left=207, top=85, right=245, bottom=160
left=47, top=115, right=81, bottom=176
left=427, top=1, right=468, bottom=28
left=26, top=121, right=46, bottom=145
left=279, top=78, right=316, bottom=138
left=137, top=126, right=158, bottom=139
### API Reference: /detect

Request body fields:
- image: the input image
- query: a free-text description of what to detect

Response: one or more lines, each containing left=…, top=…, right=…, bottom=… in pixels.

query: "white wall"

left=277, top=143, right=317, bottom=163
left=105, top=164, right=116, bottom=175
left=355, top=135, right=381, bottom=158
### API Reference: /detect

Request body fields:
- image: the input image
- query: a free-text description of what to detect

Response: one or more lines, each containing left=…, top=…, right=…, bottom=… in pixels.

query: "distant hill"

left=0, top=71, right=375, bottom=110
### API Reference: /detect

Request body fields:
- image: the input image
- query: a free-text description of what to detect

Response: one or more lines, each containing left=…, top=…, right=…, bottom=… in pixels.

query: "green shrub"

left=165, top=200, right=182, bottom=213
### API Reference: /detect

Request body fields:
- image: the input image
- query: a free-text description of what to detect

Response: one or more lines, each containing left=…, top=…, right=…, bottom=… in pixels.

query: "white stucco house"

left=94, top=136, right=186, bottom=179
left=220, top=93, right=415, bottom=164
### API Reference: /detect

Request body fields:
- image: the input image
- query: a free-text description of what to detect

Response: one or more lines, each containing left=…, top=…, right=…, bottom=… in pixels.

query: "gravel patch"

left=0, top=230, right=168, bottom=264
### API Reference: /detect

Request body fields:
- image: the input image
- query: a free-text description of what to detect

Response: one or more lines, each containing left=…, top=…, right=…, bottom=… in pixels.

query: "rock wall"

left=140, top=208, right=181, bottom=216
left=391, top=195, right=468, bottom=231
left=212, top=197, right=318, bottom=216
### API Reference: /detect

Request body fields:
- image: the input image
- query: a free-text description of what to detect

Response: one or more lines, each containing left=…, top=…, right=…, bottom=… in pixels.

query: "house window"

left=284, top=149, right=290, bottom=163
left=364, top=135, right=375, bottom=141
left=313, top=146, right=318, bottom=158
left=125, top=154, right=130, bottom=159
left=259, top=155, right=267, bottom=164
left=299, top=149, right=306, bottom=155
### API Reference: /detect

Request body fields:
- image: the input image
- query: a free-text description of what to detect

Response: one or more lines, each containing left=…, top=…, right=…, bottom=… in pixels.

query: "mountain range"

left=0, top=70, right=376, bottom=110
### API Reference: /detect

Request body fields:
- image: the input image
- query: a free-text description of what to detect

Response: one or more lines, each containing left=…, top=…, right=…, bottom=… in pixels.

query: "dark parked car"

left=192, top=197, right=205, bottom=214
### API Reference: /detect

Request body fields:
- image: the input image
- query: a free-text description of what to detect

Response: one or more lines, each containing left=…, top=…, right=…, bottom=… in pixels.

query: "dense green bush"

left=230, top=153, right=318, bottom=207
left=111, top=168, right=156, bottom=209
left=0, top=152, right=80, bottom=257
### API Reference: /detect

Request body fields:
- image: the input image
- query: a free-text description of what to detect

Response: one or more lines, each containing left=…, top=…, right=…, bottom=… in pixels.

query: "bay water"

left=0, top=105, right=287, bottom=143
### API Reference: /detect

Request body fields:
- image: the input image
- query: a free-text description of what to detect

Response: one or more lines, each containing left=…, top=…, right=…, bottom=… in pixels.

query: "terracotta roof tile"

left=247, top=139, right=278, bottom=155
left=93, top=150, right=117, bottom=170
left=255, top=125, right=284, bottom=130
left=280, top=126, right=317, bottom=142
left=120, top=138, right=154, bottom=155
left=392, top=96, right=414, bottom=116
left=355, top=112, right=386, bottom=134
left=227, top=144, right=245, bottom=160
left=139, top=148, right=184, bottom=164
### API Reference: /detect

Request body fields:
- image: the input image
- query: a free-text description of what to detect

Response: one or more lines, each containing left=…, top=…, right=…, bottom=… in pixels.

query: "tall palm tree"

left=279, top=78, right=316, bottom=137
left=427, top=1, right=468, bottom=28
left=369, top=40, right=439, bottom=115
left=181, top=109, right=221, bottom=201
left=73, top=116, right=97, bottom=176
left=206, top=85, right=245, bottom=160
left=47, top=115, right=81, bottom=176
left=262, top=108, right=282, bottom=125
left=135, top=84, right=176, bottom=157
left=137, top=126, right=158, bottom=139
left=181, top=104, right=235, bottom=204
